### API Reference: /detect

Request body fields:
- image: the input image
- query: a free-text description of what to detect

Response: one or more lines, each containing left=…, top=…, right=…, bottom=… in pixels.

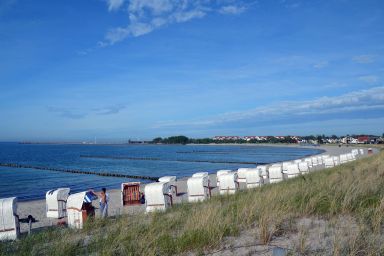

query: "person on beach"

left=98, top=188, right=109, bottom=218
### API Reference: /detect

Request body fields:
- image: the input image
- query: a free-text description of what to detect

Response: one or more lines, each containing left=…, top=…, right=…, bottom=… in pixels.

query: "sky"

left=0, top=0, right=383, bottom=141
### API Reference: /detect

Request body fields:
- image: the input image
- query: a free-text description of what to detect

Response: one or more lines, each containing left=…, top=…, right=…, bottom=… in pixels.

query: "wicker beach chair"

left=187, top=175, right=211, bottom=202
left=218, top=172, right=239, bottom=195
left=245, top=168, right=264, bottom=188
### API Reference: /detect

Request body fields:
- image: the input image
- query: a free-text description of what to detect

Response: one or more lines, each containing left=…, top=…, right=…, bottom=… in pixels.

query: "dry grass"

left=1, top=150, right=384, bottom=255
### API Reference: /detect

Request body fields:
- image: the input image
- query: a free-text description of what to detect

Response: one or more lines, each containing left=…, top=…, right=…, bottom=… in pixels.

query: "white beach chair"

left=0, top=197, right=20, bottom=241
left=333, top=156, right=340, bottom=166
left=285, top=163, right=301, bottom=178
left=187, top=176, right=211, bottom=202
left=268, top=166, right=286, bottom=183
left=237, top=168, right=250, bottom=183
left=218, top=172, right=239, bottom=195
left=311, top=157, right=319, bottom=168
left=359, top=149, right=364, bottom=155
left=245, top=168, right=264, bottom=188
left=46, top=188, right=70, bottom=219
left=66, top=192, right=87, bottom=229
left=158, top=176, right=177, bottom=197
left=257, top=165, right=269, bottom=183
left=298, top=162, right=310, bottom=174
left=216, top=170, right=231, bottom=187
left=339, top=154, right=348, bottom=164
left=144, top=182, right=172, bottom=213
left=324, top=157, right=335, bottom=168
left=317, top=156, right=324, bottom=165
left=304, top=158, right=313, bottom=168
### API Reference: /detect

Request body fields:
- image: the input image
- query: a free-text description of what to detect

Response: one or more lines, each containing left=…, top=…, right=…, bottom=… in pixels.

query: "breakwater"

left=79, top=155, right=262, bottom=165
left=0, top=163, right=159, bottom=181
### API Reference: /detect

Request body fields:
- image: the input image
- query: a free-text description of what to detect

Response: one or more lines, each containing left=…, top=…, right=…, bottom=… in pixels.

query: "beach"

left=15, top=144, right=376, bottom=234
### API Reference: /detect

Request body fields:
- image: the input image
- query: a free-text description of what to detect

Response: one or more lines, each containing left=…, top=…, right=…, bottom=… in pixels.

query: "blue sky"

left=0, top=0, right=383, bottom=141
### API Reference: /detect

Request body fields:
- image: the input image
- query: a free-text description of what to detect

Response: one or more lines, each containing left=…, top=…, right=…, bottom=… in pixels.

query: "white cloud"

left=359, top=75, right=379, bottom=84
left=154, top=86, right=384, bottom=128
left=352, top=54, right=376, bottom=64
left=102, top=0, right=249, bottom=45
left=105, top=0, right=125, bottom=12
left=219, top=5, right=246, bottom=15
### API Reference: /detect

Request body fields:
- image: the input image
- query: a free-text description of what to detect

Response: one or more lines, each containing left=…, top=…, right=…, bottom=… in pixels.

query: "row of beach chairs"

left=0, top=149, right=366, bottom=239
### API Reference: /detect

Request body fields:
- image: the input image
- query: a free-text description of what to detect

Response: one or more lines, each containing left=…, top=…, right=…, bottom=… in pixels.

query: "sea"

left=0, top=142, right=322, bottom=201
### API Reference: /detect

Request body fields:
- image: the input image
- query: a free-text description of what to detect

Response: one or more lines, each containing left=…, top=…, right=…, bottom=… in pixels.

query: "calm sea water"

left=0, top=143, right=322, bottom=201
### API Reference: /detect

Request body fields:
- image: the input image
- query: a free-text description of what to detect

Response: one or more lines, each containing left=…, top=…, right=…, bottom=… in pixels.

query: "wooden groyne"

left=0, top=163, right=159, bottom=181
left=80, top=155, right=261, bottom=165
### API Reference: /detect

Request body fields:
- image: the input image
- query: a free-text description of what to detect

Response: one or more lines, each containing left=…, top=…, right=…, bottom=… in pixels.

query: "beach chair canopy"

left=158, top=176, right=176, bottom=183
left=192, top=172, right=209, bottom=178
left=0, top=197, right=19, bottom=241
left=218, top=172, right=238, bottom=194
left=245, top=168, right=263, bottom=188
left=46, top=188, right=70, bottom=219
left=67, top=192, right=88, bottom=211
left=187, top=176, right=209, bottom=202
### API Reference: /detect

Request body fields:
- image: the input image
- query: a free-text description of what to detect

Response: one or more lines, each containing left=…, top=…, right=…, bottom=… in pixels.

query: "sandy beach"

left=17, top=145, right=376, bottom=234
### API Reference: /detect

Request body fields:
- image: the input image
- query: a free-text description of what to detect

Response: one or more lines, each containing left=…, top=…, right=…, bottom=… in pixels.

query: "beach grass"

left=1, top=150, right=384, bottom=255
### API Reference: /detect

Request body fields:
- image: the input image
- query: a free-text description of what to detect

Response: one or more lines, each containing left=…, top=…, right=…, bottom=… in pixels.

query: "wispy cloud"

left=48, top=104, right=126, bottom=119
left=105, top=0, right=125, bottom=12
left=101, top=0, right=250, bottom=45
left=154, top=87, right=384, bottom=128
left=358, top=75, right=379, bottom=84
left=352, top=54, right=376, bottom=64
left=219, top=5, right=247, bottom=15
left=93, top=104, right=126, bottom=115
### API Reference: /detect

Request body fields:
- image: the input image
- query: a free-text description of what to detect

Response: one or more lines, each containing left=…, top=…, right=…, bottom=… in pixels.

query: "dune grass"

left=1, top=150, right=384, bottom=255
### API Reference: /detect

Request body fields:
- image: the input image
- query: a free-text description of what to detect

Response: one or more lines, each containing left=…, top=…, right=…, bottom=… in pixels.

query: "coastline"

left=15, top=144, right=374, bottom=233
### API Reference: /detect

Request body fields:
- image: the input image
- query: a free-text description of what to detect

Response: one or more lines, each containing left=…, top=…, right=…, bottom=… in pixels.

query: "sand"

left=16, top=145, right=376, bottom=233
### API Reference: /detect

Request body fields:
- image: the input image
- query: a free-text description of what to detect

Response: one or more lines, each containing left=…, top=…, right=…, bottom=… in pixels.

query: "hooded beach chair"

left=333, top=156, right=340, bottom=166
left=187, top=175, right=211, bottom=202
left=359, top=149, right=364, bottom=155
left=339, top=154, right=348, bottom=164
left=46, top=188, right=70, bottom=219
left=121, top=182, right=142, bottom=206
left=245, top=168, right=264, bottom=188
left=0, top=197, right=20, bottom=241
left=324, top=157, right=335, bottom=168
left=298, top=162, right=310, bottom=174
left=144, top=182, right=173, bottom=213
left=311, top=157, right=319, bottom=168
left=67, top=192, right=87, bottom=229
left=268, top=166, right=287, bottom=183
left=216, top=170, right=231, bottom=187
left=237, top=168, right=250, bottom=183
left=303, top=158, right=313, bottom=168
left=257, top=165, right=269, bottom=183
left=285, top=163, right=301, bottom=178
left=158, top=176, right=178, bottom=197
left=218, top=172, right=239, bottom=195
left=316, top=156, right=324, bottom=165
